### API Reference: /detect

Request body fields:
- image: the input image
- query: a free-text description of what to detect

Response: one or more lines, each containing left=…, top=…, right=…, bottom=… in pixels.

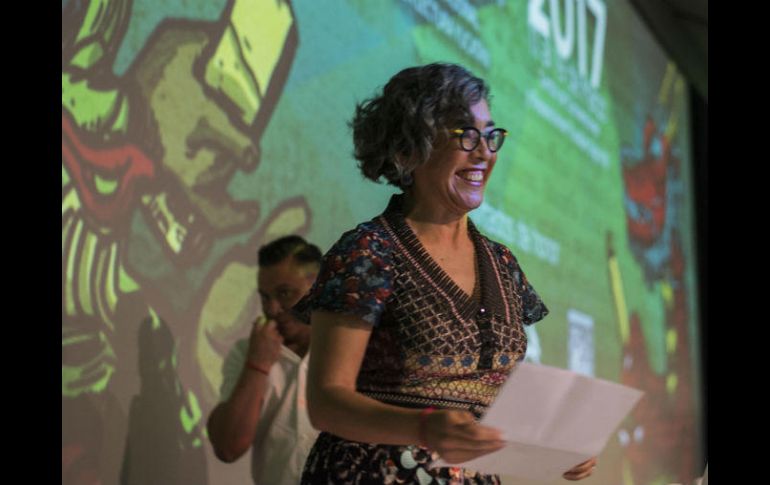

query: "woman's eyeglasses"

left=450, top=127, right=508, bottom=152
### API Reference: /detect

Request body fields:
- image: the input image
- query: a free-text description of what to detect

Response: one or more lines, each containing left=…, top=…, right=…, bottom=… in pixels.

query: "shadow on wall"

left=121, top=317, right=207, bottom=485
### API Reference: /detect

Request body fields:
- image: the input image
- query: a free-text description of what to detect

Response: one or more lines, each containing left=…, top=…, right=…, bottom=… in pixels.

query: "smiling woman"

left=409, top=99, right=500, bottom=218
left=292, top=63, right=597, bottom=484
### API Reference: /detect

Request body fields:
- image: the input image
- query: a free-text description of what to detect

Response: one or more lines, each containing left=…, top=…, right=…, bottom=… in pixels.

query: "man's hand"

left=246, top=318, right=283, bottom=370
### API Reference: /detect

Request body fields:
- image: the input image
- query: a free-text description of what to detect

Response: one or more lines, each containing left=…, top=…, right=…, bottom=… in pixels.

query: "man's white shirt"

left=220, top=339, right=318, bottom=485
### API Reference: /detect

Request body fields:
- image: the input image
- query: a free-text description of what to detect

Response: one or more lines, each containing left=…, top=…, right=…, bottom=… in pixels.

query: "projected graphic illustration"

left=62, top=1, right=703, bottom=484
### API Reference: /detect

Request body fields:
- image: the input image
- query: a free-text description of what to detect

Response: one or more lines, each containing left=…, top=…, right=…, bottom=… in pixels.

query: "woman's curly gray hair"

left=350, top=63, right=490, bottom=189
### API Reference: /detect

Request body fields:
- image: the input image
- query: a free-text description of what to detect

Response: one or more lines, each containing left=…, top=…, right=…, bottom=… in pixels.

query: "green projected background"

left=62, top=1, right=703, bottom=484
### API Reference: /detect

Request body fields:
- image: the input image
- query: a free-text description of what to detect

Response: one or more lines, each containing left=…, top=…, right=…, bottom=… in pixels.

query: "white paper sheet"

left=432, top=362, right=643, bottom=482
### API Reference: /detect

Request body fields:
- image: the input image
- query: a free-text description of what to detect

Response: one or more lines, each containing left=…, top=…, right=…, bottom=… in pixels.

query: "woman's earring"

left=400, top=173, right=413, bottom=187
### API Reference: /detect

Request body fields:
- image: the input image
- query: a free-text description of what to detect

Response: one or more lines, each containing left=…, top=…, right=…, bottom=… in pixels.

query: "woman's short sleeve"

left=495, top=244, right=549, bottom=325
left=293, top=224, right=395, bottom=326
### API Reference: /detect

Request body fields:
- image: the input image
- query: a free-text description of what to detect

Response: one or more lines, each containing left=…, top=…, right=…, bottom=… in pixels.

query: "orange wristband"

left=246, top=361, right=270, bottom=376
left=418, top=406, right=436, bottom=448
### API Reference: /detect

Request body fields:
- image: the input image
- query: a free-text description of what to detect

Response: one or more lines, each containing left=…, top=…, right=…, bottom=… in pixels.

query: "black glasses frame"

left=450, top=127, right=508, bottom=152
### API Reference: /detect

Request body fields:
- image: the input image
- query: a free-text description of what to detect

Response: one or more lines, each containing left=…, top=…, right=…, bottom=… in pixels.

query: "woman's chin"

left=457, top=192, right=484, bottom=212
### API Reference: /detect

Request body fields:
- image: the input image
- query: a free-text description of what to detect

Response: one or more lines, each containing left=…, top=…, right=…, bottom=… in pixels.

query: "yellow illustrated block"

left=205, top=0, right=294, bottom=125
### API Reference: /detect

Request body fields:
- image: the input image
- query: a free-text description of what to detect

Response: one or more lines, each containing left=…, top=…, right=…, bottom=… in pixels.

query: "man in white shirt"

left=207, top=235, right=321, bottom=484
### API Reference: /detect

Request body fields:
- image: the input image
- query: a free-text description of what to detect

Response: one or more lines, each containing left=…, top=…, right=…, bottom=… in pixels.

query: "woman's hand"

left=562, top=457, right=597, bottom=481
left=423, top=409, right=506, bottom=464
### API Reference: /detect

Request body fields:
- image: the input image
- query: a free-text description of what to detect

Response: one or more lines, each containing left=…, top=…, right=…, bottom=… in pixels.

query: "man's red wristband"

left=246, top=361, right=270, bottom=376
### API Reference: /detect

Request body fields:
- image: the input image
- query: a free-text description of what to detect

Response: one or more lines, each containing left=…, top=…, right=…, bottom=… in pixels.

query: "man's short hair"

left=257, top=235, right=322, bottom=269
